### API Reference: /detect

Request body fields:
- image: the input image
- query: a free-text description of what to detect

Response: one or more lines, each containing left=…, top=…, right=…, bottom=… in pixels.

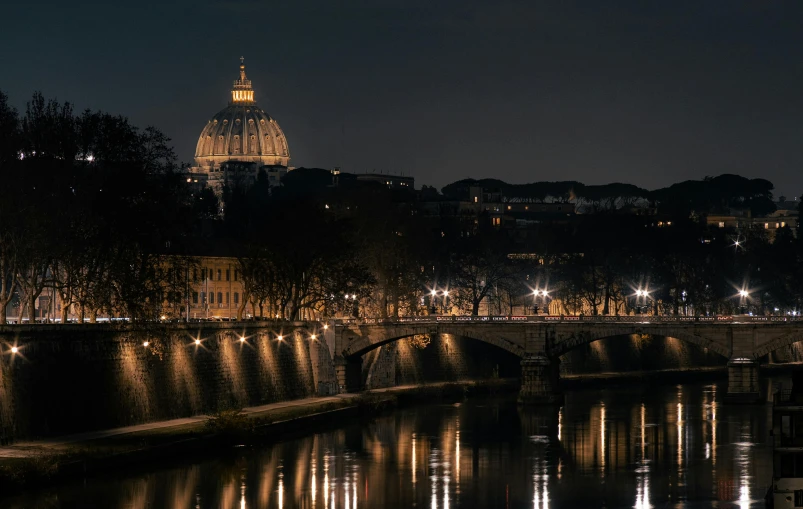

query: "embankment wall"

left=0, top=323, right=335, bottom=440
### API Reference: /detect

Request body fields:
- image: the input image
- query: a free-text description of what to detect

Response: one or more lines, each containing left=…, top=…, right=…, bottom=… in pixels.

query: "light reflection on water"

left=3, top=381, right=774, bottom=509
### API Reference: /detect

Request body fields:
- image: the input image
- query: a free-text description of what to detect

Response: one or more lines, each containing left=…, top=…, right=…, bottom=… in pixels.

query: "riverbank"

left=0, top=379, right=518, bottom=491
left=562, top=366, right=728, bottom=387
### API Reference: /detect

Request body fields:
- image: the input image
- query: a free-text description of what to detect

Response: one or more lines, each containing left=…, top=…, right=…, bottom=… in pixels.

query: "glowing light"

left=11, top=346, right=18, bottom=354
left=739, top=289, right=749, bottom=298
left=323, top=324, right=329, bottom=330
left=160, top=315, right=166, bottom=320
left=278, top=473, right=284, bottom=509
left=443, top=466, right=449, bottom=509
left=600, top=404, right=606, bottom=473
left=712, top=395, right=717, bottom=466
left=412, top=434, right=417, bottom=485
left=311, top=459, right=317, bottom=505
left=431, top=289, right=437, bottom=297
left=195, top=339, right=201, bottom=346
left=277, top=335, right=283, bottom=341
left=677, top=388, right=683, bottom=469
left=239, top=336, right=246, bottom=343
left=324, top=455, right=330, bottom=509
left=443, top=290, right=449, bottom=296
left=640, top=403, right=646, bottom=457
left=311, top=334, right=317, bottom=340
left=455, top=430, right=461, bottom=486
left=143, top=341, right=149, bottom=347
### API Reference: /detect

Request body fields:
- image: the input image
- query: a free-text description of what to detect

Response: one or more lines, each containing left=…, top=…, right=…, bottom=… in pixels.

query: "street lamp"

left=426, top=287, right=439, bottom=314
left=738, top=288, right=750, bottom=315
left=634, top=288, right=650, bottom=315
left=532, top=288, right=550, bottom=314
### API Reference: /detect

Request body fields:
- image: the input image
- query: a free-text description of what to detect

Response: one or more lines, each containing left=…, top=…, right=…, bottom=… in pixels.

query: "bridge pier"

left=725, top=357, right=762, bottom=403
left=334, top=356, right=362, bottom=393
left=518, top=354, right=562, bottom=405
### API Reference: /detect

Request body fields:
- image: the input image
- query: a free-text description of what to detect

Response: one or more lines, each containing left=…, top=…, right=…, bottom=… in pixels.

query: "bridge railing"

left=334, top=315, right=803, bottom=325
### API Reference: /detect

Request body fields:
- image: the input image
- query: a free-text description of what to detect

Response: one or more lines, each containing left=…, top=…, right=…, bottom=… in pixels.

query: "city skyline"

left=2, top=0, right=802, bottom=195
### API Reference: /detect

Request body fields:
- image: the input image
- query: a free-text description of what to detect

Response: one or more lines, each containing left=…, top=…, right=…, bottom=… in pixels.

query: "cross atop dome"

left=231, top=57, right=254, bottom=104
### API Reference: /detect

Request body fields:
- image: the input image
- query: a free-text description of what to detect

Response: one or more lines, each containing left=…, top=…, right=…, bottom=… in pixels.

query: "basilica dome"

left=194, top=60, right=290, bottom=169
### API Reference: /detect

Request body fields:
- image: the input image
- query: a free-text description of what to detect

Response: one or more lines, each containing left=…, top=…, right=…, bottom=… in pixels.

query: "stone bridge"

left=333, top=317, right=803, bottom=403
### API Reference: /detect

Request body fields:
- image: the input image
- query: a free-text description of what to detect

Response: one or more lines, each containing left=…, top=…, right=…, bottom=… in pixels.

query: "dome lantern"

left=231, top=56, right=255, bottom=105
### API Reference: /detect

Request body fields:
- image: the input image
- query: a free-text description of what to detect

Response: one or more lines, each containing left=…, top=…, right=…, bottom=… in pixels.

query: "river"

left=4, top=380, right=775, bottom=508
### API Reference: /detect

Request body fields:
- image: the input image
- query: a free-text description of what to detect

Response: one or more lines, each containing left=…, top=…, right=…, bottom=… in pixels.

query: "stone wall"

left=0, top=323, right=336, bottom=440
left=363, top=334, right=521, bottom=390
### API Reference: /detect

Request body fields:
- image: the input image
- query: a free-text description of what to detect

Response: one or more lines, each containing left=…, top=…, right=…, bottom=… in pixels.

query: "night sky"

left=3, top=1, right=802, bottom=195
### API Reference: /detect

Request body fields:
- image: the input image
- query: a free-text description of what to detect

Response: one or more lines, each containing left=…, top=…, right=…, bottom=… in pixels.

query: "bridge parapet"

left=334, top=318, right=803, bottom=403
left=334, top=315, right=803, bottom=325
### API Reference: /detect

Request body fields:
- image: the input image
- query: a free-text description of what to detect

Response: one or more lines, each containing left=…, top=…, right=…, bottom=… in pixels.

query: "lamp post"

left=532, top=288, right=549, bottom=314
left=427, top=288, right=437, bottom=315
left=634, top=288, right=650, bottom=316
left=738, top=289, right=749, bottom=315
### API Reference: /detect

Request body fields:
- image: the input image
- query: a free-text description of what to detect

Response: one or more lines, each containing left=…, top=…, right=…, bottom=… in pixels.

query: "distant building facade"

left=705, top=199, right=799, bottom=240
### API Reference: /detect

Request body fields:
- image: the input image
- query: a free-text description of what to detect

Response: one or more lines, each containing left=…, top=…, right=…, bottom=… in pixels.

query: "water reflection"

left=2, top=382, right=776, bottom=509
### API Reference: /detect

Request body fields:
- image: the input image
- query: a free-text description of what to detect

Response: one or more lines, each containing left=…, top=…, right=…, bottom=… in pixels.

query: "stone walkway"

left=0, top=381, right=490, bottom=459
left=0, top=394, right=358, bottom=459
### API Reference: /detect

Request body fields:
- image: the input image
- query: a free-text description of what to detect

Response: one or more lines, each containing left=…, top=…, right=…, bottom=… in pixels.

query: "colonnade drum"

left=333, top=320, right=803, bottom=403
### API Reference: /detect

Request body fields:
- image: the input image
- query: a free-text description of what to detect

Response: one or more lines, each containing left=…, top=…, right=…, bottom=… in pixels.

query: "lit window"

left=776, top=223, right=780, bottom=228
left=781, top=222, right=786, bottom=227
left=507, top=205, right=511, bottom=210
left=718, top=222, right=725, bottom=228
left=765, top=223, right=769, bottom=229
left=525, top=206, right=529, bottom=211
left=474, top=196, right=478, bottom=203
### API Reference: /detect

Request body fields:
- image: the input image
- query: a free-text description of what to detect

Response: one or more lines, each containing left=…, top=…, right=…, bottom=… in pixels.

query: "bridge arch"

left=341, top=325, right=526, bottom=359
left=754, top=330, right=803, bottom=359
left=551, top=326, right=731, bottom=360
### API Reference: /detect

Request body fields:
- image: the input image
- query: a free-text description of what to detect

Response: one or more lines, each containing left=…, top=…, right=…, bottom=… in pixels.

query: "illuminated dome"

left=194, top=58, right=290, bottom=168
